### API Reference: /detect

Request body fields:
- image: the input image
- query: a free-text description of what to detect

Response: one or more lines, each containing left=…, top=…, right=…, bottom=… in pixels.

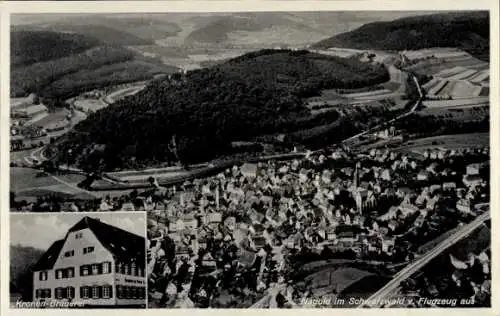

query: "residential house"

left=442, top=182, right=457, bottom=191
left=456, top=199, right=473, bottom=214
left=466, top=164, right=481, bottom=176
left=417, top=171, right=430, bottom=181
left=463, top=174, right=483, bottom=187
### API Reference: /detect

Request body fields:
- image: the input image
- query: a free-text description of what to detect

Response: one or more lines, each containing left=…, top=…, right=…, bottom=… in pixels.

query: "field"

left=407, top=48, right=489, bottom=99
left=420, top=104, right=489, bottom=120
left=422, top=96, right=489, bottom=109
left=73, top=99, right=108, bottom=112
left=30, top=109, right=68, bottom=127
left=106, top=164, right=209, bottom=183
left=10, top=167, right=86, bottom=193
left=303, top=266, right=378, bottom=299
left=396, top=132, right=489, bottom=153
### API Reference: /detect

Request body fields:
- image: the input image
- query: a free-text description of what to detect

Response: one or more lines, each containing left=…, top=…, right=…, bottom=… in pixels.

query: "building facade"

left=32, top=217, right=146, bottom=307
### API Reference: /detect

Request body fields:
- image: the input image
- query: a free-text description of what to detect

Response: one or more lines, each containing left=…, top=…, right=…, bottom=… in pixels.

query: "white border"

left=1, top=1, right=499, bottom=316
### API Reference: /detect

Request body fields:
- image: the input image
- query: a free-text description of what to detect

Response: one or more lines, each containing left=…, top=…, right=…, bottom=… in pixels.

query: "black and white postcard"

left=2, top=0, right=498, bottom=314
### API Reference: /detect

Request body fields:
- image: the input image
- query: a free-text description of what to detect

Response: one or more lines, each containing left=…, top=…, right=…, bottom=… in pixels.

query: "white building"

left=32, top=217, right=146, bottom=307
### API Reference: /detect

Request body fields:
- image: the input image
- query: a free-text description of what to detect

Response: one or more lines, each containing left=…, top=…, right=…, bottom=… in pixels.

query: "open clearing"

left=74, top=99, right=108, bottom=112
left=31, top=110, right=70, bottom=128
left=106, top=164, right=208, bottom=183
left=422, top=97, right=489, bottom=109
left=397, top=133, right=489, bottom=153
left=10, top=167, right=85, bottom=193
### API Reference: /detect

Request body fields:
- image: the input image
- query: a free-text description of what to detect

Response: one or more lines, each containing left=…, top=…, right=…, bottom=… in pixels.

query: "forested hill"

left=11, top=30, right=178, bottom=99
left=10, top=245, right=44, bottom=301
left=11, top=30, right=101, bottom=68
left=312, top=12, right=490, bottom=61
left=53, top=49, right=389, bottom=171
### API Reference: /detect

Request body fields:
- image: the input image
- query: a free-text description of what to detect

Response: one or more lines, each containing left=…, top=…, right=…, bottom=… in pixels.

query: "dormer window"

left=75, top=232, right=83, bottom=239
left=83, top=246, right=95, bottom=254
left=64, top=250, right=74, bottom=257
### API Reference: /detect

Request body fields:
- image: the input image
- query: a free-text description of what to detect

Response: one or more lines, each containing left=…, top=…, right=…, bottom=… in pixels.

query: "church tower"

left=354, top=162, right=361, bottom=189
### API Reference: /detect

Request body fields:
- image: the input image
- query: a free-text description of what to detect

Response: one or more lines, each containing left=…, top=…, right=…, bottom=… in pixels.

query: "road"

left=46, top=172, right=100, bottom=198
left=359, top=210, right=490, bottom=308
left=103, top=84, right=146, bottom=104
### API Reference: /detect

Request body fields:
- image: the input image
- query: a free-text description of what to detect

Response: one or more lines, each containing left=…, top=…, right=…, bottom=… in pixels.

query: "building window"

left=92, top=286, right=99, bottom=299
left=92, top=264, right=99, bottom=275
left=75, top=232, right=83, bottom=239
left=56, top=270, right=63, bottom=279
left=116, top=285, right=123, bottom=299
left=68, top=267, right=75, bottom=278
left=115, top=262, right=120, bottom=273
left=39, top=271, right=48, bottom=281
left=37, top=289, right=51, bottom=299
left=81, top=265, right=89, bottom=276
left=124, top=264, right=130, bottom=275
left=64, top=250, right=75, bottom=257
left=83, top=246, right=95, bottom=254
left=102, top=262, right=111, bottom=274
left=67, top=287, right=75, bottom=299
left=81, top=286, right=89, bottom=299
left=55, top=288, right=63, bottom=299
left=103, top=286, right=110, bottom=299
left=131, top=262, right=137, bottom=276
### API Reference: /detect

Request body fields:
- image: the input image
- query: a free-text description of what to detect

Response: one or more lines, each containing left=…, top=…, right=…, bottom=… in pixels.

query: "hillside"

left=11, top=31, right=179, bottom=99
left=312, top=12, right=489, bottom=61
left=11, top=30, right=100, bottom=67
left=184, top=14, right=324, bottom=46
left=51, top=49, right=390, bottom=171
left=10, top=245, right=44, bottom=300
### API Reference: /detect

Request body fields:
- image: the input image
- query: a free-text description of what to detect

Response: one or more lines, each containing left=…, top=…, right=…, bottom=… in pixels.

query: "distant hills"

left=11, top=30, right=178, bottom=99
left=52, top=49, right=389, bottom=171
left=10, top=245, right=44, bottom=300
left=312, top=12, right=489, bottom=61
left=11, top=30, right=101, bottom=68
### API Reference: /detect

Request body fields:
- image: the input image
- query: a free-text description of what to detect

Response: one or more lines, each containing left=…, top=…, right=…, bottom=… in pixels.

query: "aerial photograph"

left=9, top=11, right=490, bottom=308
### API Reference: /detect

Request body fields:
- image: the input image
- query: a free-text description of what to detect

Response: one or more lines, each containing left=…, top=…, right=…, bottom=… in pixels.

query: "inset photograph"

left=10, top=212, right=147, bottom=308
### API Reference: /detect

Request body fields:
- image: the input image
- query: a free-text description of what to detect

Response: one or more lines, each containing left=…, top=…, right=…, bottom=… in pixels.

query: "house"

left=442, top=182, right=457, bottom=191
left=201, top=253, right=217, bottom=268
left=466, top=163, right=481, bottom=176
left=182, top=214, right=198, bottom=230
left=456, top=199, right=473, bottom=214
left=429, top=184, right=441, bottom=195
left=32, top=217, right=146, bottom=307
left=240, top=163, right=258, bottom=179
left=381, top=169, right=391, bottom=181
left=380, top=236, right=395, bottom=254
left=378, top=206, right=400, bottom=221
left=463, top=174, right=483, bottom=187
left=417, top=171, right=430, bottom=181
left=206, top=212, right=222, bottom=224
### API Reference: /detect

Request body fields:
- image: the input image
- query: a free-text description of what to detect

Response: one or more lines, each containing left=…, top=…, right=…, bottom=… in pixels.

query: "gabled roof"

left=73, top=217, right=145, bottom=265
left=32, top=239, right=65, bottom=271
left=33, top=216, right=145, bottom=271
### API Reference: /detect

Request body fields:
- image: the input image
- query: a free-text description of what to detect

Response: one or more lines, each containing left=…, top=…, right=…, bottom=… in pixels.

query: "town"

left=143, top=143, right=489, bottom=307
